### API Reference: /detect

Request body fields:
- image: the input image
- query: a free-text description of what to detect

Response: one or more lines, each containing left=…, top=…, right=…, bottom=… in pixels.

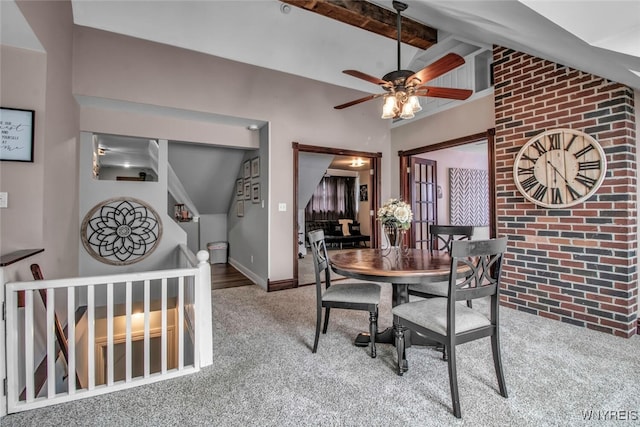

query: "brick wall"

left=493, top=46, right=638, bottom=337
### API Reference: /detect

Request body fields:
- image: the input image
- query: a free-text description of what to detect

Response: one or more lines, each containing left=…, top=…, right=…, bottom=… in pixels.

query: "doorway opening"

left=292, top=143, right=382, bottom=287
left=398, top=129, right=496, bottom=246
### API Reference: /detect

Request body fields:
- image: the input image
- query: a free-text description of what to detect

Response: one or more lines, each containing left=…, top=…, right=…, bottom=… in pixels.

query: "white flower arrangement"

left=377, top=198, right=413, bottom=230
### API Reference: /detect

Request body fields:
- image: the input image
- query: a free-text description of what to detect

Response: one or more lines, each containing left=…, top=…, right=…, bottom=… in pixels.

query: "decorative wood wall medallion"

left=82, top=198, right=162, bottom=265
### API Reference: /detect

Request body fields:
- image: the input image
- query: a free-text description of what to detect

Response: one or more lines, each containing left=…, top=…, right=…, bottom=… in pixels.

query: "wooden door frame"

left=398, top=129, right=497, bottom=239
left=292, top=142, right=383, bottom=288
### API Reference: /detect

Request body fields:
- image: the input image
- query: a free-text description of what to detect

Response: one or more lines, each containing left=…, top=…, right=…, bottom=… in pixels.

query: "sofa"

left=305, top=220, right=370, bottom=249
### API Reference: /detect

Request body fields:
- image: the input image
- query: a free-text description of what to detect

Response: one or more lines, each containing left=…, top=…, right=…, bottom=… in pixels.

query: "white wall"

left=357, top=169, right=372, bottom=236
left=72, top=26, right=391, bottom=283
left=200, top=214, right=227, bottom=249
left=78, top=135, right=187, bottom=275
left=416, top=143, right=489, bottom=239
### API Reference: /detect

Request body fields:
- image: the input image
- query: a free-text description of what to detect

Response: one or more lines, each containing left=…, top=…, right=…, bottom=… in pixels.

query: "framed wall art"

left=0, top=107, right=35, bottom=162
left=251, top=157, right=260, bottom=178
left=236, top=178, right=244, bottom=198
left=244, top=180, right=251, bottom=200
left=252, top=183, right=260, bottom=203
left=243, top=160, right=251, bottom=179
left=237, top=200, right=244, bottom=217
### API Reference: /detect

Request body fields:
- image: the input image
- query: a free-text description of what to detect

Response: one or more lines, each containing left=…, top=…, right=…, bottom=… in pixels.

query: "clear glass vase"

left=384, top=224, right=402, bottom=248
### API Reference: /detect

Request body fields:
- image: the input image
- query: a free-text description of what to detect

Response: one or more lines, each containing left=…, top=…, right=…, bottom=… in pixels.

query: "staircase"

left=3, top=246, right=212, bottom=414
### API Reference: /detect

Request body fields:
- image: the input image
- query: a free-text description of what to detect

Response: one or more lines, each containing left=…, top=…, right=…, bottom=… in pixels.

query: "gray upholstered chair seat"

left=323, top=282, right=381, bottom=304
left=392, top=298, right=490, bottom=336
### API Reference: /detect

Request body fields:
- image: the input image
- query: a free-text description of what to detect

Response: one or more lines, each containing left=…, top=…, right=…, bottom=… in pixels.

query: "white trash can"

left=207, top=241, right=228, bottom=264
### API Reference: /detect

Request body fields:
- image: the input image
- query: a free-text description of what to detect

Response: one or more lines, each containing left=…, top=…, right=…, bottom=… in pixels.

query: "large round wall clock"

left=513, top=128, right=607, bottom=208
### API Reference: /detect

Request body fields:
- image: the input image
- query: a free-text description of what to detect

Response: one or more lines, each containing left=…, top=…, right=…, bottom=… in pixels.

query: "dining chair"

left=392, top=237, right=509, bottom=418
left=307, top=229, right=381, bottom=358
left=408, top=224, right=474, bottom=300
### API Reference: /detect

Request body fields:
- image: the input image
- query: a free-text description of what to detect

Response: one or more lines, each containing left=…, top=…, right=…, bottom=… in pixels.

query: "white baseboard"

left=227, top=258, right=267, bottom=290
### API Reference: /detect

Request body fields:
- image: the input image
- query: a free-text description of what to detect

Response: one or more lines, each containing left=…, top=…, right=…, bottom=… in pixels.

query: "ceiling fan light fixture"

left=400, top=101, right=415, bottom=119
left=381, top=95, right=398, bottom=119
left=408, top=95, right=422, bottom=113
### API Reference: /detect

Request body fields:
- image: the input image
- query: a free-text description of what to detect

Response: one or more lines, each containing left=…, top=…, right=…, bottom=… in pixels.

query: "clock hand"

left=546, top=160, right=569, bottom=184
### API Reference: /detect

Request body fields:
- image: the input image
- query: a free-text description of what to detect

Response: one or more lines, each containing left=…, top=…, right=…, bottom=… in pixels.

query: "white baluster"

left=67, top=287, right=76, bottom=395
left=144, top=280, right=150, bottom=378
left=88, top=285, right=95, bottom=390
left=106, top=283, right=113, bottom=386
left=125, top=281, right=132, bottom=382
left=46, top=288, right=55, bottom=398
left=25, top=290, right=34, bottom=402
left=178, top=276, right=184, bottom=370
left=161, top=278, right=167, bottom=374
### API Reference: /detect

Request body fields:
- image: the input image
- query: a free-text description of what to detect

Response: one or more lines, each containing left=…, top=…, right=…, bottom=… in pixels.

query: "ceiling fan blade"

left=406, top=53, right=466, bottom=86
left=343, top=70, right=389, bottom=86
left=334, top=94, right=383, bottom=110
left=414, top=86, right=473, bottom=100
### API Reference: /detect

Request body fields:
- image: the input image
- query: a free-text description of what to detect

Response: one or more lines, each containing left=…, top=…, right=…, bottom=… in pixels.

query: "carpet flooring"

left=297, top=249, right=347, bottom=286
left=3, top=283, right=640, bottom=426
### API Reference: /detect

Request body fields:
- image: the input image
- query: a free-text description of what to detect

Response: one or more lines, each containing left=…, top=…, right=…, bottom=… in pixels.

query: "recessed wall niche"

left=92, top=133, right=159, bottom=182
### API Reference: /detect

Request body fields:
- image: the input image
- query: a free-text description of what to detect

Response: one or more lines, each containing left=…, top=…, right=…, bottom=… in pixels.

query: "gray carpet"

left=298, top=249, right=347, bottom=285
left=3, top=283, right=640, bottom=426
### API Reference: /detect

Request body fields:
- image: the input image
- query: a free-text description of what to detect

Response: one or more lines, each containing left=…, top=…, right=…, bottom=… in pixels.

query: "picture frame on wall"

left=251, top=157, right=260, bottom=178
left=243, top=160, right=251, bottom=179
left=359, top=184, right=368, bottom=202
left=0, top=107, right=35, bottom=162
left=244, top=180, right=251, bottom=200
left=237, top=200, right=244, bottom=217
left=251, top=183, right=260, bottom=203
left=236, top=178, right=243, bottom=197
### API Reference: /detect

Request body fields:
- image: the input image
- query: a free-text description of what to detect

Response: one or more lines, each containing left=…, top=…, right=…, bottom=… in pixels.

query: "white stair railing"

left=4, top=249, right=211, bottom=414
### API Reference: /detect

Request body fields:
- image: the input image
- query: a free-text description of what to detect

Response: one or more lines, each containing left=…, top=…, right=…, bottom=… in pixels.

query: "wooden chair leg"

left=491, top=333, right=508, bottom=398
left=322, top=307, right=331, bottom=334
left=369, top=311, right=377, bottom=358
left=312, top=306, right=322, bottom=353
left=447, top=343, right=462, bottom=418
left=394, top=324, right=406, bottom=376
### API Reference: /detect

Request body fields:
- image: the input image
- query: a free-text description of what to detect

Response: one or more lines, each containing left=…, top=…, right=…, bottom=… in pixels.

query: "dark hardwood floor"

left=211, top=263, right=254, bottom=290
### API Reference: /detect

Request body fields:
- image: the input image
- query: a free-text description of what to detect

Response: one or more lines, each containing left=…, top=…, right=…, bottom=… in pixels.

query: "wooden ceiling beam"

left=280, top=0, right=437, bottom=50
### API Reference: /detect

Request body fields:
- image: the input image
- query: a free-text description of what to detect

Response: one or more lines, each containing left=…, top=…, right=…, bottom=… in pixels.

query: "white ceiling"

left=3, top=0, right=640, bottom=105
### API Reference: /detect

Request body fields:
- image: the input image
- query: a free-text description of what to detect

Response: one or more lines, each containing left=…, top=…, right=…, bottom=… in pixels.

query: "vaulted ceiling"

left=4, top=1, right=639, bottom=99
left=64, top=0, right=639, bottom=95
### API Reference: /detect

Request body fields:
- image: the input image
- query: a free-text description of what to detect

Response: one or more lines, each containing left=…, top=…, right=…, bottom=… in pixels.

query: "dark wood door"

left=409, top=157, right=437, bottom=249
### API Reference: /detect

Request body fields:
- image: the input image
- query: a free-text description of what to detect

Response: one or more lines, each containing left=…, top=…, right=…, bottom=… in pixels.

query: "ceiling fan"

left=334, top=1, right=473, bottom=119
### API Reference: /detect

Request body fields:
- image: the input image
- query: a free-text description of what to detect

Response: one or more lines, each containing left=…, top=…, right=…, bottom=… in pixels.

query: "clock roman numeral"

left=575, top=144, right=595, bottom=158
left=575, top=173, right=597, bottom=188
left=521, top=153, right=537, bottom=163
left=552, top=187, right=563, bottom=204
left=548, top=133, right=561, bottom=150
left=578, top=160, right=601, bottom=171
left=517, top=166, right=535, bottom=176
left=532, top=184, right=548, bottom=202
left=532, top=140, right=548, bottom=156
left=564, top=134, right=579, bottom=151
left=521, top=176, right=539, bottom=192
left=567, top=184, right=582, bottom=201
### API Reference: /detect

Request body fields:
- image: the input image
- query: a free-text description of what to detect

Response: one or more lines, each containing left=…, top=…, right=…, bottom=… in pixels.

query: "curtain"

left=305, top=176, right=356, bottom=221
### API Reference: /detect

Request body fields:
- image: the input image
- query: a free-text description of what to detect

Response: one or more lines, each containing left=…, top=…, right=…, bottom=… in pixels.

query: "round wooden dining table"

left=330, top=247, right=463, bottom=347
